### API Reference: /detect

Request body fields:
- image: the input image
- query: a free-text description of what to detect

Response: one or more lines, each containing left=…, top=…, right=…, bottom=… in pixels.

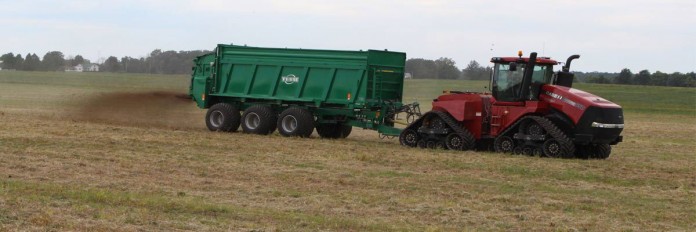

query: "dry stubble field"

left=0, top=71, right=695, bottom=231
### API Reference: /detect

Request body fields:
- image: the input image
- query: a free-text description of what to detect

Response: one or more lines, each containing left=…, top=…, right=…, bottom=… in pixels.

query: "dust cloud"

left=71, top=91, right=203, bottom=130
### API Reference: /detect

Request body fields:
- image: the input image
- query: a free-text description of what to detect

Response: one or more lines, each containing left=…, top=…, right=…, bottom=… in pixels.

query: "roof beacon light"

left=518, top=50, right=523, bottom=58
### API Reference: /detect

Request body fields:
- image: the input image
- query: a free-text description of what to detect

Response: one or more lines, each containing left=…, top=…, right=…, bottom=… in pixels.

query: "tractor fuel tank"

left=432, top=93, right=491, bottom=139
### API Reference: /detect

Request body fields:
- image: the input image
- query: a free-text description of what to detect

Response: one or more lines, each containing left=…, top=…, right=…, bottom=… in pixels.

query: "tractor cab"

left=490, top=52, right=558, bottom=102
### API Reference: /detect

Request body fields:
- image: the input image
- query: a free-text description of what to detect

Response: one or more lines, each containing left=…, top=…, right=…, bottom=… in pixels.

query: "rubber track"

left=403, top=111, right=475, bottom=150
left=498, top=115, right=575, bottom=158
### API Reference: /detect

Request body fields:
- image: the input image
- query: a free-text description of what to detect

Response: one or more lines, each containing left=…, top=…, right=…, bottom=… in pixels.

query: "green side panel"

left=227, top=64, right=253, bottom=93
left=191, top=44, right=406, bottom=116
left=301, top=68, right=333, bottom=100
left=249, top=65, right=277, bottom=96
left=189, top=53, right=215, bottom=108
left=327, top=69, right=362, bottom=104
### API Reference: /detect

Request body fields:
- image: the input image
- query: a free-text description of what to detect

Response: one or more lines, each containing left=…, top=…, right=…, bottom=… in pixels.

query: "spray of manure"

left=73, top=91, right=202, bottom=130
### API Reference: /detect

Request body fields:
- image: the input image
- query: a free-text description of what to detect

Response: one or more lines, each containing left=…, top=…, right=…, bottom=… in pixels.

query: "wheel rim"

left=446, top=133, right=463, bottom=150
left=244, top=112, right=261, bottom=130
left=499, top=137, right=514, bottom=153
left=281, top=115, right=298, bottom=133
left=544, top=139, right=561, bottom=157
left=405, top=130, right=418, bottom=144
left=209, top=110, right=224, bottom=128
left=527, top=123, right=544, bottom=136
left=430, top=118, right=446, bottom=129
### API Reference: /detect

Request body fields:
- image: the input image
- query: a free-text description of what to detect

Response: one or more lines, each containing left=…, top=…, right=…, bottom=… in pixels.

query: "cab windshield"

left=492, top=63, right=553, bottom=102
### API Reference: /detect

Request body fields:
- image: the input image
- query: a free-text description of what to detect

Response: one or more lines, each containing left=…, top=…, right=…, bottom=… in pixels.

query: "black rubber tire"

left=241, top=105, right=276, bottom=135
left=316, top=123, right=352, bottom=139
left=205, top=103, right=240, bottom=132
left=494, top=136, right=515, bottom=153
left=399, top=129, right=419, bottom=147
left=590, top=144, right=611, bottom=159
left=339, top=124, right=352, bottom=138
left=316, top=124, right=338, bottom=138
left=277, top=107, right=314, bottom=137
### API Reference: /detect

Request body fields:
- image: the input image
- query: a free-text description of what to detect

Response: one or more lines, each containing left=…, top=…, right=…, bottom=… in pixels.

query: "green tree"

left=614, top=68, right=633, bottom=84
left=41, top=51, right=65, bottom=71
left=667, top=72, right=688, bottom=87
left=650, top=71, right=668, bottom=86
left=405, top=58, right=438, bottom=79
left=435, top=57, right=461, bottom=79
left=102, top=56, right=121, bottom=72
left=462, top=60, right=491, bottom=80
left=587, top=75, right=610, bottom=84
left=69, top=55, right=85, bottom=67
left=23, top=53, right=41, bottom=71
left=1, top=53, right=17, bottom=69
left=634, top=70, right=651, bottom=85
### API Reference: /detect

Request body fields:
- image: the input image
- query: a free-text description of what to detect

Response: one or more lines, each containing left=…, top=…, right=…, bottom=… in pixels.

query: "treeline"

left=577, top=68, right=696, bottom=87
left=405, top=57, right=695, bottom=88
left=0, top=49, right=210, bottom=74
left=405, top=58, right=491, bottom=80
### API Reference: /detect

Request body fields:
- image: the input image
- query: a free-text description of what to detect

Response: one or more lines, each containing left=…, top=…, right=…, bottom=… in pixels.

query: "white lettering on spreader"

left=282, top=74, right=299, bottom=84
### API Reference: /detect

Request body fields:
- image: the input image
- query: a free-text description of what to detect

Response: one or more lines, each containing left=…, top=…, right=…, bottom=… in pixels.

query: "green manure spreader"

left=189, top=44, right=418, bottom=138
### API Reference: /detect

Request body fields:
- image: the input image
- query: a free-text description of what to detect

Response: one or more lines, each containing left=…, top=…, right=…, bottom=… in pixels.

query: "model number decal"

left=545, top=91, right=585, bottom=110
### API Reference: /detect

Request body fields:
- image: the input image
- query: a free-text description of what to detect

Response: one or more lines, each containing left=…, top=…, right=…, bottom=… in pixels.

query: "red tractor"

left=399, top=52, right=624, bottom=159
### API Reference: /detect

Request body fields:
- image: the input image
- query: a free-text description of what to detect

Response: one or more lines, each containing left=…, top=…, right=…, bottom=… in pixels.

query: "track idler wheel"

left=445, top=133, right=465, bottom=150
left=494, top=136, right=515, bottom=153
left=399, top=129, right=419, bottom=147
left=542, top=139, right=574, bottom=158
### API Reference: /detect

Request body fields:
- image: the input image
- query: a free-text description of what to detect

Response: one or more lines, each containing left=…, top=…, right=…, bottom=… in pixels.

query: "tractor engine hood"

left=540, top=85, right=621, bottom=123
left=540, top=85, right=624, bottom=145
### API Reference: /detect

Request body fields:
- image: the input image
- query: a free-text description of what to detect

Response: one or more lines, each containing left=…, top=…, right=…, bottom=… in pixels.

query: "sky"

left=0, top=0, right=694, bottom=73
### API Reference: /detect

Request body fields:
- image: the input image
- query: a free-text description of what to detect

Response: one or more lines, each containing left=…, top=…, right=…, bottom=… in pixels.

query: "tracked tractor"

left=399, top=52, right=624, bottom=159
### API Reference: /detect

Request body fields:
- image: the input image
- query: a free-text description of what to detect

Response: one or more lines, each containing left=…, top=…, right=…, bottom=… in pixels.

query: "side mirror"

left=509, top=62, right=517, bottom=71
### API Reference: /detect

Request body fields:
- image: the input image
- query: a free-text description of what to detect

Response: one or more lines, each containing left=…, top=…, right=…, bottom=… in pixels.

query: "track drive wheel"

left=399, top=129, right=419, bottom=147
left=494, top=136, right=515, bottom=153
left=205, top=103, right=240, bottom=132
left=277, top=107, right=314, bottom=137
left=241, top=105, right=277, bottom=135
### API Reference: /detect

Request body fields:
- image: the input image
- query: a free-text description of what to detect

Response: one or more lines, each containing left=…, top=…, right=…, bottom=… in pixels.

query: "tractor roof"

left=490, top=57, right=558, bottom=65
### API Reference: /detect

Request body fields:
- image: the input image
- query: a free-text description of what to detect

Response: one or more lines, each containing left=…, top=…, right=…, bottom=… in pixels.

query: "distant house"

left=85, top=64, right=99, bottom=72
left=66, top=63, right=99, bottom=72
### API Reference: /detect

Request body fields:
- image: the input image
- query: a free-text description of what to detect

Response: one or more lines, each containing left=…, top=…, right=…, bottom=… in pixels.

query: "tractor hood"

left=540, top=85, right=624, bottom=144
left=540, top=85, right=621, bottom=123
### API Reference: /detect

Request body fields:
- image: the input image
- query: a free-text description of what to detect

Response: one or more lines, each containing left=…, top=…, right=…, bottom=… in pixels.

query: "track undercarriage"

left=399, top=111, right=611, bottom=159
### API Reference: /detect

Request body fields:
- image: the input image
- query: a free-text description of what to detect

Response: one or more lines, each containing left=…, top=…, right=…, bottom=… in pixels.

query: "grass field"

left=1, top=71, right=695, bottom=231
